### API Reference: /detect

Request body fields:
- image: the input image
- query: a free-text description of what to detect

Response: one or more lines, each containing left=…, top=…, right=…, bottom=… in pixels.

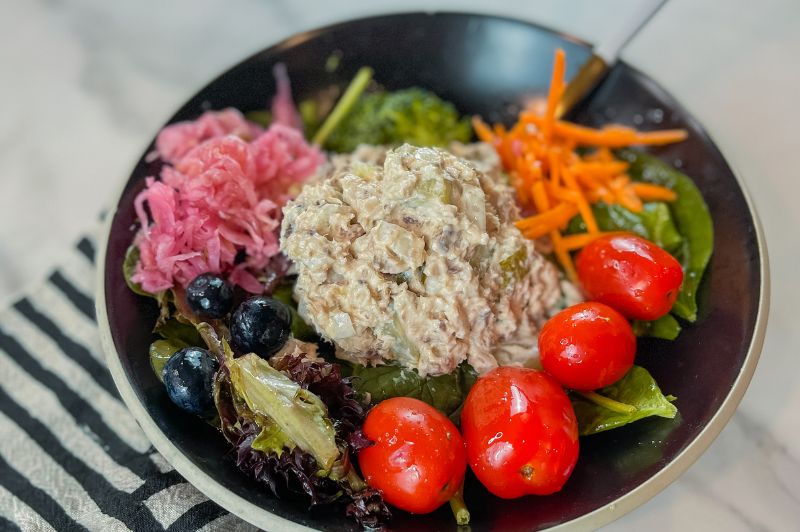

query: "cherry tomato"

left=461, top=367, right=579, bottom=499
left=358, top=397, right=466, bottom=514
left=576, top=234, right=684, bottom=320
left=539, top=302, right=636, bottom=391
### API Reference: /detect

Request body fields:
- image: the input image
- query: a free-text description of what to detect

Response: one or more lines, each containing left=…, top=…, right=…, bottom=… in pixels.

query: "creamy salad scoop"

left=281, top=144, right=567, bottom=376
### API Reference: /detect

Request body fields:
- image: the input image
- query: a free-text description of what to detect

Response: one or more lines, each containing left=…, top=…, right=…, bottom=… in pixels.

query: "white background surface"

left=1, top=0, right=798, bottom=529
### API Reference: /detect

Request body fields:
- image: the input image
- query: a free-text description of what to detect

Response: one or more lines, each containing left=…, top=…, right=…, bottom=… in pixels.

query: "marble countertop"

left=1, top=0, right=798, bottom=529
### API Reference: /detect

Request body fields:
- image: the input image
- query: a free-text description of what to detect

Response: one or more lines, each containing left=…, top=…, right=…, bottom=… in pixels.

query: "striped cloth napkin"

left=0, top=236, right=257, bottom=532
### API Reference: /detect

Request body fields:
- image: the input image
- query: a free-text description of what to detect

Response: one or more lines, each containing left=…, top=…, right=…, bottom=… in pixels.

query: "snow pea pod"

left=616, top=149, right=713, bottom=322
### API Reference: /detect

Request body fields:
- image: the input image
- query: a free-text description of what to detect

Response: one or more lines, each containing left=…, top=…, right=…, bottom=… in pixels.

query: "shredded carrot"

left=561, top=231, right=632, bottom=251
left=631, top=182, right=678, bottom=202
left=561, top=166, right=599, bottom=234
left=521, top=113, right=687, bottom=147
left=478, top=48, right=687, bottom=273
left=548, top=150, right=562, bottom=188
left=547, top=184, right=582, bottom=203
left=552, top=231, right=577, bottom=281
left=573, top=171, right=602, bottom=191
left=596, top=187, right=616, bottom=204
left=570, top=160, right=629, bottom=178
left=543, top=49, right=566, bottom=143
left=515, top=203, right=578, bottom=237
left=472, top=116, right=495, bottom=144
left=608, top=176, right=643, bottom=212
left=588, top=147, right=616, bottom=163
left=531, top=181, right=550, bottom=213
left=552, top=122, right=688, bottom=147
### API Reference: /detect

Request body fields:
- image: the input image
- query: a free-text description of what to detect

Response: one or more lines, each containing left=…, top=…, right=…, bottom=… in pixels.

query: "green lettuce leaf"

left=212, top=348, right=391, bottom=528
left=250, top=420, right=295, bottom=456
left=571, top=365, right=677, bottom=436
left=342, top=362, right=477, bottom=421
left=229, top=354, right=340, bottom=473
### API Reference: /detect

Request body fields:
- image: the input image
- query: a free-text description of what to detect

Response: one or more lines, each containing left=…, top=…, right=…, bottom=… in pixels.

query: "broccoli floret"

left=325, top=88, right=472, bottom=153
left=325, top=92, right=387, bottom=152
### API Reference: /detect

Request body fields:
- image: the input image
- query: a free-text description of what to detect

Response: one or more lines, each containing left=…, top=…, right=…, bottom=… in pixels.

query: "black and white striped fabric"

left=0, top=236, right=256, bottom=532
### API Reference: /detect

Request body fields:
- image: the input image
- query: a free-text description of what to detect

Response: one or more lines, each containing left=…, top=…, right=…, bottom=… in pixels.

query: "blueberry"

left=162, top=347, right=218, bottom=417
left=186, top=273, right=234, bottom=319
left=231, top=296, right=291, bottom=358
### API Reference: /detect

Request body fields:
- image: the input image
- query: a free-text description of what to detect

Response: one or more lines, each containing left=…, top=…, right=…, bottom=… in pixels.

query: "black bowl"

left=97, top=12, right=768, bottom=531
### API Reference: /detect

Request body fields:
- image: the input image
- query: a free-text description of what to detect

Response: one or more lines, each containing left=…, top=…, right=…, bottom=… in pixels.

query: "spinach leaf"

left=271, top=283, right=294, bottom=307
left=342, top=362, right=477, bottom=421
left=567, top=202, right=682, bottom=254
left=155, top=318, right=204, bottom=346
left=147, top=316, right=206, bottom=381
left=641, top=202, right=684, bottom=254
left=617, top=149, right=713, bottom=322
left=571, top=365, right=677, bottom=436
left=632, top=314, right=682, bottom=340
left=123, top=245, right=154, bottom=297
left=289, top=306, right=317, bottom=341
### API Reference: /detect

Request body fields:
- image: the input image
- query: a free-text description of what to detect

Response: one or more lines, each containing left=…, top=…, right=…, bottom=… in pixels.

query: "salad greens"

left=143, top=318, right=204, bottom=381
left=567, top=202, right=683, bottom=254
left=154, top=317, right=204, bottom=346
left=313, top=67, right=374, bottom=146
left=124, top=59, right=714, bottom=526
left=342, top=361, right=477, bottom=424
left=571, top=366, right=678, bottom=436
left=632, top=314, right=682, bottom=340
left=618, top=149, right=714, bottom=322
left=566, top=149, right=713, bottom=333
left=229, top=353, right=340, bottom=472
left=203, top=322, right=390, bottom=527
left=149, top=339, right=187, bottom=382
left=123, top=245, right=151, bottom=297
left=146, top=317, right=206, bottom=380
left=130, top=260, right=376, bottom=508
left=323, top=87, right=472, bottom=152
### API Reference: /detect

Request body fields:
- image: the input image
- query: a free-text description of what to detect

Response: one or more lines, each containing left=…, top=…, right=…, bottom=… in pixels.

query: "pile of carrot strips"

left=473, top=48, right=685, bottom=280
